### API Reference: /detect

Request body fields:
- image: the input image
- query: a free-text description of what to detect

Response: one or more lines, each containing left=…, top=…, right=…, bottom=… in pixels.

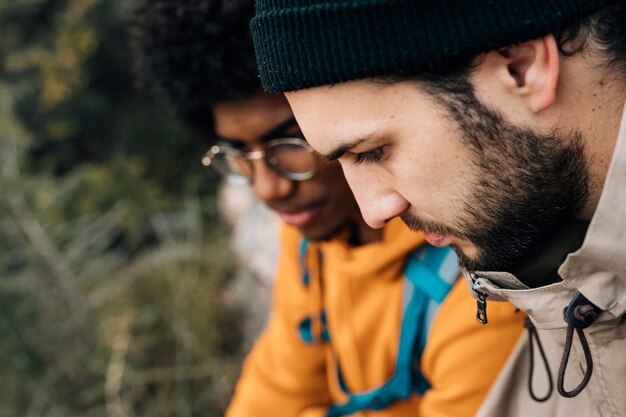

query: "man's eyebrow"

left=215, top=137, right=245, bottom=148
left=261, top=116, right=298, bottom=141
left=215, top=117, right=299, bottom=147
left=324, top=137, right=367, bottom=162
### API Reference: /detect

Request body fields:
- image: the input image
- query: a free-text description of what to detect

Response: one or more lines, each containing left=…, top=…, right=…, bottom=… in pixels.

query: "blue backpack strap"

left=326, top=245, right=459, bottom=417
left=405, top=245, right=459, bottom=356
left=405, top=245, right=459, bottom=394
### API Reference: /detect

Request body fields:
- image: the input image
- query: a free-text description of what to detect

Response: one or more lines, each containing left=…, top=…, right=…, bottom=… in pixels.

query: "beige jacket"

left=470, top=103, right=626, bottom=417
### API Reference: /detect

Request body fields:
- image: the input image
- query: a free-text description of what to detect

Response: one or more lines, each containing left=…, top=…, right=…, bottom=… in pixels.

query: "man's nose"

left=342, top=164, right=409, bottom=229
left=251, top=159, right=296, bottom=203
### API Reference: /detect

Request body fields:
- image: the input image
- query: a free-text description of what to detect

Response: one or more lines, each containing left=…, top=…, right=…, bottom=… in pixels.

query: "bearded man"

left=251, top=1, right=626, bottom=416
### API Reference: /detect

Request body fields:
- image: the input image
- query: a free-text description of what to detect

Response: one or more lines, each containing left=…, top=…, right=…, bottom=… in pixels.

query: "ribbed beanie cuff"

left=251, top=0, right=616, bottom=93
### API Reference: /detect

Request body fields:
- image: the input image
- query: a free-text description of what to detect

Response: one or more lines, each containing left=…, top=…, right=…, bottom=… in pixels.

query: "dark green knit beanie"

left=251, top=0, right=616, bottom=93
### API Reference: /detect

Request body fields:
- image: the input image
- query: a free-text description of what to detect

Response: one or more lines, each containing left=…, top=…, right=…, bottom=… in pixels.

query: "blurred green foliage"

left=0, top=0, right=242, bottom=416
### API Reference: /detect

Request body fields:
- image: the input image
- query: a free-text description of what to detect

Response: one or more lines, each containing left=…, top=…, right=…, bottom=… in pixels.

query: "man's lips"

left=423, top=231, right=453, bottom=248
left=275, top=203, right=324, bottom=228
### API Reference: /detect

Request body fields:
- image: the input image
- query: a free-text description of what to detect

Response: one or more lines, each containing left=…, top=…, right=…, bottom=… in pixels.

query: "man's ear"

left=486, top=36, right=560, bottom=113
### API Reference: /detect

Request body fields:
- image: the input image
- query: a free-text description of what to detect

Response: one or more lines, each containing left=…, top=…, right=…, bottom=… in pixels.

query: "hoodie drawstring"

left=557, top=293, right=602, bottom=398
left=557, top=315, right=593, bottom=398
left=525, top=317, right=554, bottom=402
left=525, top=291, right=602, bottom=402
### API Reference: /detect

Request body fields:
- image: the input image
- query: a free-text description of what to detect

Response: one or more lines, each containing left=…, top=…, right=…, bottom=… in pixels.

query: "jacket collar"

left=559, top=101, right=626, bottom=318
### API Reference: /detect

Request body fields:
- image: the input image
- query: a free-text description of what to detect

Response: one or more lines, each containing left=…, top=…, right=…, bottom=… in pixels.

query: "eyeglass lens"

left=211, top=140, right=316, bottom=182
left=266, top=143, right=316, bottom=175
left=211, top=151, right=252, bottom=179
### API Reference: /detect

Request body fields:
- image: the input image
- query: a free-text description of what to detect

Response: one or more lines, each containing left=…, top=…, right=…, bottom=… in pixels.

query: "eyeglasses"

left=201, top=137, right=319, bottom=186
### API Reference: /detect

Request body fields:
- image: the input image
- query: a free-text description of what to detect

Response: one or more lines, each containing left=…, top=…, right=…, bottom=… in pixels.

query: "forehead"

left=285, top=79, right=428, bottom=153
left=213, top=93, right=294, bottom=144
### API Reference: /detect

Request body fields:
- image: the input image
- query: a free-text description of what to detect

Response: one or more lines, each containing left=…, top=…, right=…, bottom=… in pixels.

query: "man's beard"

left=403, top=83, right=589, bottom=272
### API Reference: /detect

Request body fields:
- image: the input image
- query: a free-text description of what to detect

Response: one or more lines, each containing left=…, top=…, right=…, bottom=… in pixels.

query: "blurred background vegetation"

left=0, top=0, right=243, bottom=416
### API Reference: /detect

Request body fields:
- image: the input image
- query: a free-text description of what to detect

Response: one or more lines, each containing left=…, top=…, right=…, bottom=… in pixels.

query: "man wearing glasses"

left=130, top=1, right=524, bottom=416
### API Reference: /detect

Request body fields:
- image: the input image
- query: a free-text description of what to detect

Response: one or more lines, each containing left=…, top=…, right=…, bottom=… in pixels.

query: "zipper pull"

left=476, top=291, right=488, bottom=324
left=470, top=273, right=488, bottom=324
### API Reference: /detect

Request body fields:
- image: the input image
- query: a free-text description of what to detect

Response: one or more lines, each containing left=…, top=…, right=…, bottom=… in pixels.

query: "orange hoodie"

left=226, top=218, right=525, bottom=417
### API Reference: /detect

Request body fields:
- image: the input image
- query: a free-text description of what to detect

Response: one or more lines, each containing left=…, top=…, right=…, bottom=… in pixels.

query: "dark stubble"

left=402, top=79, right=589, bottom=272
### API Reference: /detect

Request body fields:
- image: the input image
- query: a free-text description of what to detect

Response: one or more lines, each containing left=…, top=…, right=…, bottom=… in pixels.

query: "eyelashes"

left=354, top=146, right=385, bottom=165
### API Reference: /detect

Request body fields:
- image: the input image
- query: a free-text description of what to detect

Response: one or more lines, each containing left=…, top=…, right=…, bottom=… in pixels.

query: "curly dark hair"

left=129, top=0, right=259, bottom=135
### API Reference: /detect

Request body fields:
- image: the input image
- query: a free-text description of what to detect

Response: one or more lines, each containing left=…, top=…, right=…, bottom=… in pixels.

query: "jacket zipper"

left=470, top=273, right=488, bottom=324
